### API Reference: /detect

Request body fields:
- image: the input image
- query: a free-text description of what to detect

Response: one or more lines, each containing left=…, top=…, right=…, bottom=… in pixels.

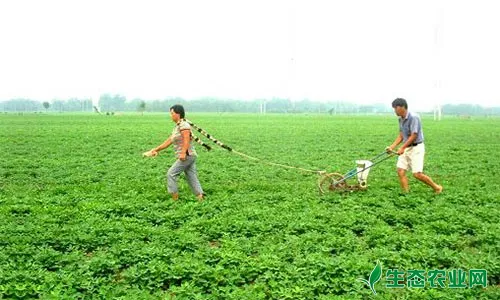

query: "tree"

left=138, top=100, right=146, bottom=116
left=42, top=101, right=50, bottom=111
left=52, top=100, right=65, bottom=112
left=98, top=94, right=126, bottom=112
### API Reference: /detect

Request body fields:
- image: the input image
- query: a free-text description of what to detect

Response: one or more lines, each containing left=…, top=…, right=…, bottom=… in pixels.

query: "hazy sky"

left=1, top=0, right=499, bottom=111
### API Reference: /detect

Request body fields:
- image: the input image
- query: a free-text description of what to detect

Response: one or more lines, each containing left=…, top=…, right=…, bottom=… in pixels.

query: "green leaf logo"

left=358, top=261, right=382, bottom=295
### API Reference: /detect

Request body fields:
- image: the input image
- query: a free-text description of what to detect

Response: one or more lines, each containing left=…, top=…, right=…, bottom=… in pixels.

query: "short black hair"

left=170, top=104, right=185, bottom=118
left=392, top=98, right=408, bottom=109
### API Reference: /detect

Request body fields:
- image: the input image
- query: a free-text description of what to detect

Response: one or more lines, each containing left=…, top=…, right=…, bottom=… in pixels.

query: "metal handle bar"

left=332, top=150, right=397, bottom=185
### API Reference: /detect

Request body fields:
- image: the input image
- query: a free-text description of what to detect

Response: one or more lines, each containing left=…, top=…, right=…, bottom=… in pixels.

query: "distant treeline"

left=1, top=95, right=499, bottom=115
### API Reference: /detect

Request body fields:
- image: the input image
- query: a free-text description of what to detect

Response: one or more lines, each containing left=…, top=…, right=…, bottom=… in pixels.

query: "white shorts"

left=396, top=143, right=425, bottom=173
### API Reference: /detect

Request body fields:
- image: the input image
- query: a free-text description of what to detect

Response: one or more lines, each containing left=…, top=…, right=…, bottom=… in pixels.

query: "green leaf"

left=368, top=261, right=382, bottom=295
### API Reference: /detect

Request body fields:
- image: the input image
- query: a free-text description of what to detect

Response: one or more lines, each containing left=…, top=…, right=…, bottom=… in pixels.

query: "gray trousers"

left=166, top=155, right=203, bottom=195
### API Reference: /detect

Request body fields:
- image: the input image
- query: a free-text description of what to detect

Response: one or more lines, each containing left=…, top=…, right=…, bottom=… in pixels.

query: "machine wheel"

left=319, top=172, right=347, bottom=194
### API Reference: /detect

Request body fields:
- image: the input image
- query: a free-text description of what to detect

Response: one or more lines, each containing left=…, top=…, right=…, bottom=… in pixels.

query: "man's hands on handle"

left=386, top=132, right=404, bottom=155
left=385, top=146, right=400, bottom=155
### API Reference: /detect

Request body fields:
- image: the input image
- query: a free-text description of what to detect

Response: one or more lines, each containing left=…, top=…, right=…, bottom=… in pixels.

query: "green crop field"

left=1, top=113, right=499, bottom=299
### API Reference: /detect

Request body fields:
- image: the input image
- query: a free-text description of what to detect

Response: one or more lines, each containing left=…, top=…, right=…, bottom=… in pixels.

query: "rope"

left=231, top=150, right=325, bottom=174
left=185, top=118, right=325, bottom=175
left=185, top=119, right=232, bottom=151
left=192, top=133, right=212, bottom=151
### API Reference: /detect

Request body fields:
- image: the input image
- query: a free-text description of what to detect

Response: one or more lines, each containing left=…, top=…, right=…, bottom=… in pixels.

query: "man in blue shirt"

left=386, top=98, right=443, bottom=194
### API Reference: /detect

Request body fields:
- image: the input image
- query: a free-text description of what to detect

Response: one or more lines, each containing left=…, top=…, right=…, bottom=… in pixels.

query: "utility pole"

left=287, top=0, right=297, bottom=112
left=433, top=5, right=443, bottom=121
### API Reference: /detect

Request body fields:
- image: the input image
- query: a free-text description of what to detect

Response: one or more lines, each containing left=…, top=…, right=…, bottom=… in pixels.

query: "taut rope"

left=185, top=119, right=325, bottom=175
